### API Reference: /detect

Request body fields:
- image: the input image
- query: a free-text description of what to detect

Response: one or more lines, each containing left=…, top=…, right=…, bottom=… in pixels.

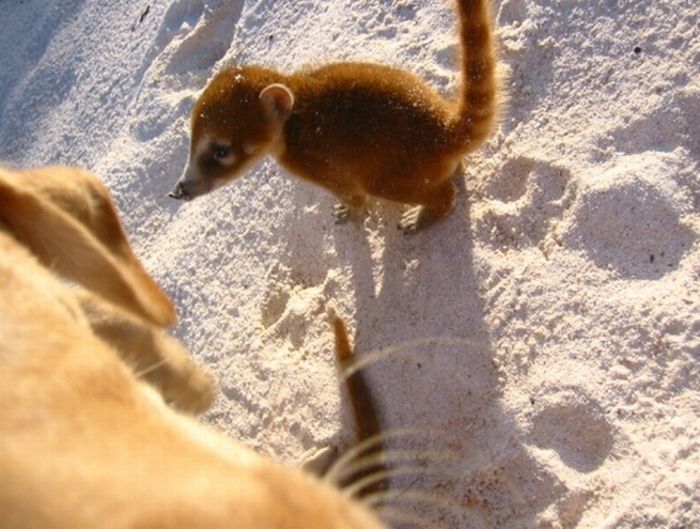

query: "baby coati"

left=169, top=0, right=499, bottom=232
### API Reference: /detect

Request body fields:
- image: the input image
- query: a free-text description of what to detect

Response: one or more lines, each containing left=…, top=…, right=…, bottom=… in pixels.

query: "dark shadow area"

left=262, top=175, right=559, bottom=527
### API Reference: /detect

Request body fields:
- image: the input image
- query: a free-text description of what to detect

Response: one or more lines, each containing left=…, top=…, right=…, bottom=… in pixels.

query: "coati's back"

left=279, top=0, right=498, bottom=204
left=285, top=0, right=498, bottom=152
left=282, top=63, right=457, bottom=194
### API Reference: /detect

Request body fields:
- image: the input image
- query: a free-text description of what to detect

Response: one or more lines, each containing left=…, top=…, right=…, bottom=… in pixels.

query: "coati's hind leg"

left=398, top=180, right=457, bottom=233
left=332, top=191, right=369, bottom=224
left=333, top=203, right=352, bottom=223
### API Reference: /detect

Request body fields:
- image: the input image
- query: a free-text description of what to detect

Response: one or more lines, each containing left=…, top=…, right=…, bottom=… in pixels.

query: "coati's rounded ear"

left=259, top=83, right=294, bottom=123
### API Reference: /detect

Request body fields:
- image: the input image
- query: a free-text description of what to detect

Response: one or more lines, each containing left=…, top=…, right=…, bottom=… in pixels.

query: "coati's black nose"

left=168, top=182, right=190, bottom=201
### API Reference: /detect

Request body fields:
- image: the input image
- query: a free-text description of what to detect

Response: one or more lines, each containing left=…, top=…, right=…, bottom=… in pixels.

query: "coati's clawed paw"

left=333, top=203, right=352, bottom=224
left=299, top=445, right=339, bottom=477
left=398, top=206, right=423, bottom=234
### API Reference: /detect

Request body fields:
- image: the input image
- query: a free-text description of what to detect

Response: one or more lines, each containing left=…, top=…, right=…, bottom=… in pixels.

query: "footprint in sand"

left=496, top=0, right=556, bottom=130
left=260, top=285, right=291, bottom=329
left=146, top=0, right=243, bottom=77
left=497, top=0, right=528, bottom=26
left=599, top=80, right=700, bottom=158
left=530, top=393, right=614, bottom=473
left=259, top=265, right=336, bottom=350
left=130, top=0, right=243, bottom=141
left=562, top=151, right=698, bottom=280
left=476, top=156, right=577, bottom=256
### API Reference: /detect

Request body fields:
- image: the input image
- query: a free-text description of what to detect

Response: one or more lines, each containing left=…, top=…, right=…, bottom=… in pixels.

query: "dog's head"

left=169, top=67, right=294, bottom=202
left=0, top=166, right=175, bottom=326
left=0, top=166, right=386, bottom=529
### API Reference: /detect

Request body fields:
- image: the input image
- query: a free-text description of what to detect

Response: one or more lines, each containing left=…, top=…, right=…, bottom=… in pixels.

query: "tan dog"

left=0, top=166, right=386, bottom=529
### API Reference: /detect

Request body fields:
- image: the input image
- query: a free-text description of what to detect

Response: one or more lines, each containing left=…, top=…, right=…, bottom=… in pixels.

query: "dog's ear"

left=0, top=166, right=175, bottom=327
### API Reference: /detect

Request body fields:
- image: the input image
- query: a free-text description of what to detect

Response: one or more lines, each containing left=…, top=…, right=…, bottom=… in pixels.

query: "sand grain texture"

left=1, top=0, right=698, bottom=527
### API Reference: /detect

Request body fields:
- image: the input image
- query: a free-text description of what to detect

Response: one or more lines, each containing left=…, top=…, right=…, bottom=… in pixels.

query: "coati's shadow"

left=276, top=176, right=551, bottom=528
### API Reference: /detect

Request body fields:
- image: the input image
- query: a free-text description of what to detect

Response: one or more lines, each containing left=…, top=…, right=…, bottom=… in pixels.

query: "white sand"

left=1, top=0, right=699, bottom=527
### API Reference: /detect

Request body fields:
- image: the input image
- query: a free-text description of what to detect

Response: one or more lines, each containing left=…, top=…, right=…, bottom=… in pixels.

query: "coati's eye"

left=213, top=145, right=231, bottom=160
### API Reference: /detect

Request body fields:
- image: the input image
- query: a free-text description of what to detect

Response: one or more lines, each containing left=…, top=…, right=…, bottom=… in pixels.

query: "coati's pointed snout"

left=168, top=178, right=211, bottom=201
left=168, top=181, right=190, bottom=201
left=169, top=163, right=211, bottom=201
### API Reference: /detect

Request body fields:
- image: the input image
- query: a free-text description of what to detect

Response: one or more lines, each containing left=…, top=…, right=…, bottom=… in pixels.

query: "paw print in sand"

left=130, top=0, right=243, bottom=141
left=561, top=151, right=697, bottom=280
left=530, top=394, right=614, bottom=473
left=473, top=156, right=577, bottom=257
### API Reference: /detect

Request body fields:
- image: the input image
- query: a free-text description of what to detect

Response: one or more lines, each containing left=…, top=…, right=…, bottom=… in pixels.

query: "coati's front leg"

left=398, top=180, right=457, bottom=233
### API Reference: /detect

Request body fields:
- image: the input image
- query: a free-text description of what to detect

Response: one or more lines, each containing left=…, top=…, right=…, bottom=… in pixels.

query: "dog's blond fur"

left=0, top=166, right=386, bottom=529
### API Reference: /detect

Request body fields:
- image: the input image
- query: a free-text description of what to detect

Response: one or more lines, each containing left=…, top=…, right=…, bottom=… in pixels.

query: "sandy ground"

left=1, top=0, right=699, bottom=527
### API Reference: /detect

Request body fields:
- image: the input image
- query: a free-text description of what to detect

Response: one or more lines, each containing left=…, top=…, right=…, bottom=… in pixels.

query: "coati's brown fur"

left=170, top=0, right=499, bottom=231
